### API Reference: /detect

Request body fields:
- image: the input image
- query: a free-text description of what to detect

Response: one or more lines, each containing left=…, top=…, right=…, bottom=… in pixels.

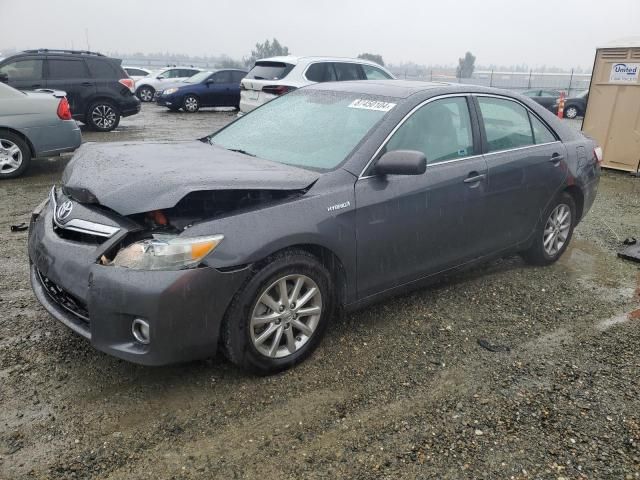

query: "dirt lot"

left=1, top=105, right=639, bottom=479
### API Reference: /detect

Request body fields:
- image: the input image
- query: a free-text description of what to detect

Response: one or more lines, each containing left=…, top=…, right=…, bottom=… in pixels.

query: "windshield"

left=209, top=90, right=397, bottom=170
left=185, top=71, right=213, bottom=83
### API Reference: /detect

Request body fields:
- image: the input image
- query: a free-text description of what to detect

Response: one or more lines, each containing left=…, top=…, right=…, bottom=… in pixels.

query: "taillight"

left=119, top=78, right=135, bottom=93
left=262, top=85, right=296, bottom=96
left=57, top=98, right=72, bottom=120
left=594, top=146, right=603, bottom=165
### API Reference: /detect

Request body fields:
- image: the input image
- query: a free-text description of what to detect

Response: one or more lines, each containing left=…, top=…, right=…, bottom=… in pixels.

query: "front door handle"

left=81, top=82, right=93, bottom=87
left=463, top=173, right=486, bottom=184
left=30, top=84, right=42, bottom=88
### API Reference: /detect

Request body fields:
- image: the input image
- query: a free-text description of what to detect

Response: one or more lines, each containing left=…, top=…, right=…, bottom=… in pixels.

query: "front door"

left=355, top=96, right=489, bottom=299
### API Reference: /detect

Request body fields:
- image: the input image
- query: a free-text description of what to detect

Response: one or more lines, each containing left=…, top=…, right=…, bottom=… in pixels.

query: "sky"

left=1, top=0, right=639, bottom=69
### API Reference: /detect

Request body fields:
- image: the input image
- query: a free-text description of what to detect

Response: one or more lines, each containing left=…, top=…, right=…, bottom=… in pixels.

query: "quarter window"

left=529, top=114, right=556, bottom=144
left=47, top=59, right=89, bottom=79
left=0, top=59, right=44, bottom=81
left=385, top=97, right=475, bottom=164
left=478, top=97, right=534, bottom=152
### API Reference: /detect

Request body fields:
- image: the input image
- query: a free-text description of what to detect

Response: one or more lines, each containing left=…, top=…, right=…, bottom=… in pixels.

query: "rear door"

left=0, top=57, right=45, bottom=91
left=355, top=95, right=488, bottom=298
left=475, top=95, right=567, bottom=252
left=204, top=70, right=234, bottom=106
left=45, top=56, right=95, bottom=117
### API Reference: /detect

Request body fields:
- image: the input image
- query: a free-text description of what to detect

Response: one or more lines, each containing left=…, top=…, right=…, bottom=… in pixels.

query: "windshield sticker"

left=348, top=99, right=396, bottom=112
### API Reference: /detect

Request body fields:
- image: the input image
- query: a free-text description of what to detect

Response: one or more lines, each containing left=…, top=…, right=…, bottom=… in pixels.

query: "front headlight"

left=111, top=234, right=223, bottom=270
left=163, top=88, right=178, bottom=95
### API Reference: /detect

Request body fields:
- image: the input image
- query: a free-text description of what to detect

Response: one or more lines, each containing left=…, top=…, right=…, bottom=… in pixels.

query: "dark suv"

left=0, top=49, right=140, bottom=131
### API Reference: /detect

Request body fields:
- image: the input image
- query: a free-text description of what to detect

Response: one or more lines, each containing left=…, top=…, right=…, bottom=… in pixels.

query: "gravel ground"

left=0, top=106, right=639, bottom=479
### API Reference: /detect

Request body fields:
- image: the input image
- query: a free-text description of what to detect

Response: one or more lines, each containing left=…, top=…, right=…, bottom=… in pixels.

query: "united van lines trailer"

left=583, top=37, right=640, bottom=173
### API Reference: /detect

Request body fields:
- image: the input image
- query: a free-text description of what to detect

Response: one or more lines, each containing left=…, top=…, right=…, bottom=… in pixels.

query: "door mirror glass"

left=375, top=150, right=426, bottom=176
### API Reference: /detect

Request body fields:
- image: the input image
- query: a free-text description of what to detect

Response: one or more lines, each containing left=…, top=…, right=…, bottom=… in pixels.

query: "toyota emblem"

left=57, top=200, right=73, bottom=221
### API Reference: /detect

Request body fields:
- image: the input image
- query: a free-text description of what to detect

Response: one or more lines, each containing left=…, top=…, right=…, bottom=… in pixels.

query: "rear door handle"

left=30, top=84, right=42, bottom=88
left=81, top=82, right=93, bottom=87
left=464, top=173, right=486, bottom=184
left=550, top=153, right=564, bottom=165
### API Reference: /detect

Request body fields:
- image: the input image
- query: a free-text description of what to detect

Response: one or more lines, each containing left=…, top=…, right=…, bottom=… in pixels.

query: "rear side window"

left=125, top=68, right=148, bottom=76
left=213, top=71, right=233, bottom=83
left=529, top=114, right=556, bottom=144
left=245, top=61, right=294, bottom=80
left=385, top=97, right=475, bottom=164
left=305, top=63, right=337, bottom=83
left=86, top=58, right=119, bottom=78
left=181, top=69, right=200, bottom=77
left=522, top=90, right=540, bottom=97
left=232, top=71, right=246, bottom=82
left=541, top=90, right=559, bottom=97
left=332, top=63, right=364, bottom=81
left=0, top=59, right=44, bottom=81
left=47, top=59, right=90, bottom=79
left=362, top=64, right=392, bottom=80
left=478, top=97, right=534, bottom=152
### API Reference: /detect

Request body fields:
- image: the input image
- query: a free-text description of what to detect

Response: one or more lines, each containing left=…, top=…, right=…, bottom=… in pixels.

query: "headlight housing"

left=111, top=234, right=223, bottom=271
left=163, top=88, right=178, bottom=95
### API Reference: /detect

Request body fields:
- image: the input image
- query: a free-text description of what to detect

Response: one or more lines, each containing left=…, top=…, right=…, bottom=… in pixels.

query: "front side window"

left=305, top=63, right=337, bottom=83
left=384, top=97, right=475, bottom=164
left=0, top=59, right=44, bottom=81
left=210, top=91, right=395, bottom=170
left=362, top=64, right=392, bottom=80
left=522, top=90, right=540, bottom=97
left=161, top=69, right=181, bottom=78
left=478, top=97, right=534, bottom=152
left=333, top=63, right=364, bottom=81
left=47, top=59, right=89, bottom=79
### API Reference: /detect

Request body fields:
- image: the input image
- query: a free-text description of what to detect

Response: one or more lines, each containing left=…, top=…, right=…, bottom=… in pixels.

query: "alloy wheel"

left=250, top=274, right=322, bottom=359
left=0, top=139, right=23, bottom=174
left=565, top=106, right=578, bottom=119
left=139, top=88, right=153, bottom=102
left=184, top=96, right=198, bottom=112
left=543, top=203, right=571, bottom=257
left=91, top=105, right=117, bottom=130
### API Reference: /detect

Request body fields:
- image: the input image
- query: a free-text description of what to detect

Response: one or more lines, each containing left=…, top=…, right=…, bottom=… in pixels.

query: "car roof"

left=256, top=55, right=390, bottom=67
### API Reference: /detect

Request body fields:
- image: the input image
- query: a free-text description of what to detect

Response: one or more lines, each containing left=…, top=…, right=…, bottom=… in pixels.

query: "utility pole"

left=85, top=28, right=90, bottom=51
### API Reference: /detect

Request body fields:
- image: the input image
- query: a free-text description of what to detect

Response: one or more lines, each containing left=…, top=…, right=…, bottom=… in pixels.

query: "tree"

left=456, top=51, right=476, bottom=79
left=245, top=38, right=290, bottom=67
left=218, top=56, right=244, bottom=69
left=357, top=53, right=384, bottom=66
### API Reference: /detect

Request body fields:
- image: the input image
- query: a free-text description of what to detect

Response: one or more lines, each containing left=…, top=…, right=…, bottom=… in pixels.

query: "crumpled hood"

left=62, top=141, right=319, bottom=215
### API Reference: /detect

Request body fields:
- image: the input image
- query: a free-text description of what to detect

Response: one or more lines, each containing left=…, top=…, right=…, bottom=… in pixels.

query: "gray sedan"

left=0, top=82, right=81, bottom=178
left=28, top=81, right=600, bottom=374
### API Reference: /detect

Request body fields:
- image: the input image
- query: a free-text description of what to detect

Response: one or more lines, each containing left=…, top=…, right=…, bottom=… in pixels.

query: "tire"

left=137, top=86, right=155, bottom=102
left=222, top=250, right=334, bottom=374
left=0, top=132, right=31, bottom=179
left=522, top=192, right=576, bottom=266
left=564, top=105, right=579, bottom=119
left=183, top=95, right=200, bottom=113
left=86, top=101, right=120, bottom=132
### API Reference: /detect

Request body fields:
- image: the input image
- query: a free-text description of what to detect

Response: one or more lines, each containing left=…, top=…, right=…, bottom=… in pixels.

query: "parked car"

left=124, top=66, right=152, bottom=82
left=0, top=82, right=81, bottom=178
left=28, top=81, right=600, bottom=373
left=557, top=90, right=589, bottom=119
left=239, top=56, right=395, bottom=114
left=0, top=49, right=140, bottom=132
left=156, top=69, right=247, bottom=112
left=521, top=89, right=563, bottom=112
left=134, top=66, right=201, bottom=102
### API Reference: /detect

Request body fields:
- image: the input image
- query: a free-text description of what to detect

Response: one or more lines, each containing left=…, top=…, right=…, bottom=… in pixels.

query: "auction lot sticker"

left=349, top=99, right=396, bottom=112
left=609, top=63, right=640, bottom=83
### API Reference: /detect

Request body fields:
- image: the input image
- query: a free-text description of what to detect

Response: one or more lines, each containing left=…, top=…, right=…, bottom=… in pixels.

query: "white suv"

left=135, top=66, right=201, bottom=102
left=239, top=56, right=394, bottom=114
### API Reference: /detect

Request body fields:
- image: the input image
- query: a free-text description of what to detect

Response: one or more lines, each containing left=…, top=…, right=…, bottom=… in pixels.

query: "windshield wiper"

left=227, top=148, right=256, bottom=157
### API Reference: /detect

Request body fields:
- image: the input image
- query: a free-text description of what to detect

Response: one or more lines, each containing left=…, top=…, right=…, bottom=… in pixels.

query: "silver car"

left=0, top=82, right=81, bottom=178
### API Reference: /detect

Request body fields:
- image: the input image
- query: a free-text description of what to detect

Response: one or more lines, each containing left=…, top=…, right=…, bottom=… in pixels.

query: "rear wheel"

left=87, top=101, right=120, bottom=131
left=222, top=250, right=333, bottom=374
left=137, top=86, right=155, bottom=102
left=183, top=95, right=200, bottom=113
left=522, top=192, right=576, bottom=265
left=0, top=132, right=31, bottom=179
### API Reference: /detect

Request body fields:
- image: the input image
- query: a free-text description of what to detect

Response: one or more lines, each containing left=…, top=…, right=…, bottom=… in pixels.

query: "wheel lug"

left=290, top=303, right=296, bottom=309
left=279, top=305, right=285, bottom=312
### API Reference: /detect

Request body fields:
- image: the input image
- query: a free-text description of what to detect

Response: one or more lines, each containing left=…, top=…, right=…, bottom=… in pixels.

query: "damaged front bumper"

left=28, top=194, right=250, bottom=366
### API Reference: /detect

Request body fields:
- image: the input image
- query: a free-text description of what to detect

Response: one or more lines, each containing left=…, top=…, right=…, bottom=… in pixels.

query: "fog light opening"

left=132, top=318, right=150, bottom=345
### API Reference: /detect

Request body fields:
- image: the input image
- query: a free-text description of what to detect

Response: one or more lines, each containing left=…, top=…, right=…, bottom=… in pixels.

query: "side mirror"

left=0, top=73, right=8, bottom=84
left=375, top=150, right=426, bottom=176
left=157, top=75, right=165, bottom=80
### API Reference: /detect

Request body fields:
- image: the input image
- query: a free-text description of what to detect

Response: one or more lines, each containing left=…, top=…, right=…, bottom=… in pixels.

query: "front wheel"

left=222, top=250, right=333, bottom=374
left=183, top=95, right=200, bottom=113
left=522, top=192, right=576, bottom=265
left=87, top=101, right=120, bottom=131
left=0, top=132, right=31, bottom=179
left=564, top=105, right=579, bottom=119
